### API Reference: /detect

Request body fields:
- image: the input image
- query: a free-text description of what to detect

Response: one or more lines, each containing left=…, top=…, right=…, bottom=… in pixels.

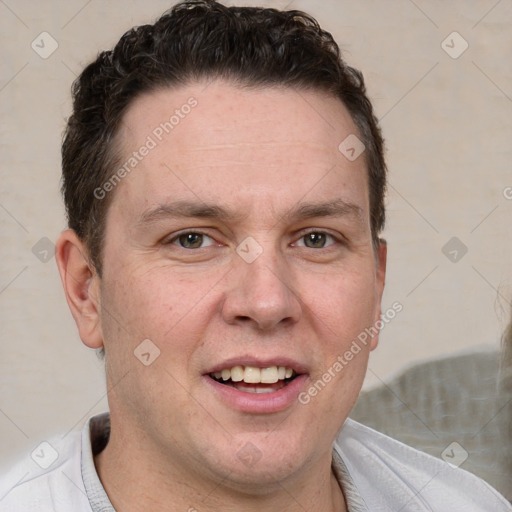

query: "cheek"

left=100, top=266, right=217, bottom=366
left=98, top=271, right=208, bottom=421
left=310, top=265, right=379, bottom=339
left=302, top=264, right=378, bottom=400
left=104, top=270, right=176, bottom=334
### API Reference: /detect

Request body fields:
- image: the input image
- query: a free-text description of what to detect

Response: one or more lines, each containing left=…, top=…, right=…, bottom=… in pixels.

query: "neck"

left=94, top=418, right=347, bottom=512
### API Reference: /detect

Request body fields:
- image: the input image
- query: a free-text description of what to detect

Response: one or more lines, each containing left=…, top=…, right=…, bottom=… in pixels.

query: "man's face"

left=95, top=81, right=385, bottom=489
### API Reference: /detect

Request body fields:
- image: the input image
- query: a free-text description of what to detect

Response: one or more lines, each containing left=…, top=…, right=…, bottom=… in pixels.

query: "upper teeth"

left=212, top=366, right=294, bottom=384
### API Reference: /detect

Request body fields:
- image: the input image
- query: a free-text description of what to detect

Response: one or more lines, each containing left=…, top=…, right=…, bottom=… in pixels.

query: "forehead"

left=110, top=80, right=368, bottom=222
left=118, top=81, right=358, bottom=151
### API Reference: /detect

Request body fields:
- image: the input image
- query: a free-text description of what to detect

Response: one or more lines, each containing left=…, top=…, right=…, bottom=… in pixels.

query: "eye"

left=169, top=231, right=216, bottom=249
left=295, top=231, right=338, bottom=249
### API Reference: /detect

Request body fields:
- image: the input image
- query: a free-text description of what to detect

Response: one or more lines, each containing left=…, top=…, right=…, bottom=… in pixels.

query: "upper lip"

left=204, top=356, right=309, bottom=375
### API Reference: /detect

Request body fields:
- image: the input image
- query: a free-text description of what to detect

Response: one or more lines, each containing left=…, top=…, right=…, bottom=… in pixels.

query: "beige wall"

left=1, top=0, right=511, bottom=471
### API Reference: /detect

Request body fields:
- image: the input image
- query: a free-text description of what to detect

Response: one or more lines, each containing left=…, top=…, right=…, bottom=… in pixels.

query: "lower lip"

left=203, top=374, right=308, bottom=414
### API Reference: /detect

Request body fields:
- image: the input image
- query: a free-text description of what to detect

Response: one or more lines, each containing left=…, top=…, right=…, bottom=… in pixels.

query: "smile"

left=210, top=365, right=297, bottom=393
left=205, top=361, right=307, bottom=413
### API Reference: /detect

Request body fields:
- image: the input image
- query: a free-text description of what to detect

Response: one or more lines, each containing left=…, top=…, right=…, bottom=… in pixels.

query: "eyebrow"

left=284, top=198, right=364, bottom=224
left=137, top=198, right=364, bottom=226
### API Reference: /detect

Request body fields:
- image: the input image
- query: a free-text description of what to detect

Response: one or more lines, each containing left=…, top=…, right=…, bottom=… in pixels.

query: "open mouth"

left=209, top=365, right=299, bottom=394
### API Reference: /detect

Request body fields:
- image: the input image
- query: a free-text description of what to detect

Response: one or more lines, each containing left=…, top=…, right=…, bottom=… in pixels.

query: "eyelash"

left=166, top=229, right=344, bottom=249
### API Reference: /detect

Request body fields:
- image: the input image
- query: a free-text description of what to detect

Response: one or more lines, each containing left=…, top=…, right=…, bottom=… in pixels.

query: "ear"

left=370, top=238, right=387, bottom=351
left=55, top=229, right=103, bottom=349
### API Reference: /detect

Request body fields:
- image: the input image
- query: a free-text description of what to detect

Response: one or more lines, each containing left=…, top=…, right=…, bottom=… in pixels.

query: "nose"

left=221, top=245, right=302, bottom=331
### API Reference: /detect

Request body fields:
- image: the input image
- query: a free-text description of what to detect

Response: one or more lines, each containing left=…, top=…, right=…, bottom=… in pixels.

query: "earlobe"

left=55, top=229, right=104, bottom=349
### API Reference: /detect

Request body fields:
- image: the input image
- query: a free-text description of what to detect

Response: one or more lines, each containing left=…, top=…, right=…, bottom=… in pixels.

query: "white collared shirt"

left=1, top=413, right=510, bottom=511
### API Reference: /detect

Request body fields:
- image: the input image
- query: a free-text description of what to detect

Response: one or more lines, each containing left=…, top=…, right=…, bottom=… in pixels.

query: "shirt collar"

left=81, top=413, right=364, bottom=512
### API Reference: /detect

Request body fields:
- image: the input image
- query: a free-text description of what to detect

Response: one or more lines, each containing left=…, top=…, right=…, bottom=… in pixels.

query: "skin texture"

left=56, top=80, right=386, bottom=512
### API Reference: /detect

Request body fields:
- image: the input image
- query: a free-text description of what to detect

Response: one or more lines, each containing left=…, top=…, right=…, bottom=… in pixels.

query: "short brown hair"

left=62, top=0, right=387, bottom=275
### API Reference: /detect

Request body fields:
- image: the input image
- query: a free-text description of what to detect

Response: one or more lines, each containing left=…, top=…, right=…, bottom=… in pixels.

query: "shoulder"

left=0, top=429, right=92, bottom=512
left=335, top=418, right=512, bottom=512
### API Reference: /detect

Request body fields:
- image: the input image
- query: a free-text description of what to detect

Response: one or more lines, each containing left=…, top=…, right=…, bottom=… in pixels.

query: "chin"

left=195, top=432, right=317, bottom=493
